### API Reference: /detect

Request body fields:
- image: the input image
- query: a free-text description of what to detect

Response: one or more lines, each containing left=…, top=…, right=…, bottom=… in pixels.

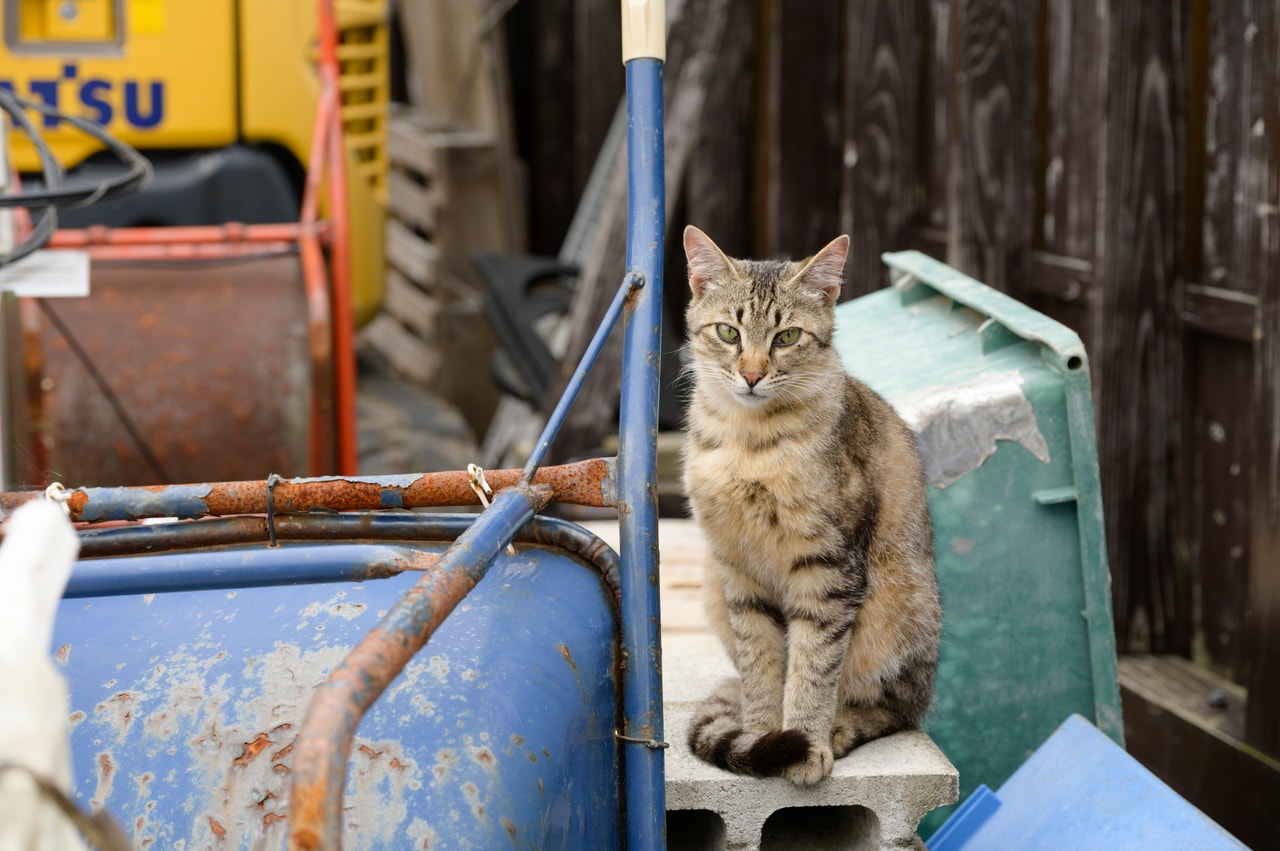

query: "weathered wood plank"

left=1193, top=0, right=1277, bottom=691
left=1096, top=0, right=1188, bottom=656
left=1031, top=0, right=1105, bottom=352
left=1188, top=335, right=1254, bottom=677
left=914, top=0, right=955, bottom=255
left=1183, top=285, right=1259, bottom=344
left=685, top=0, right=757, bottom=260
left=512, top=0, right=577, bottom=254
left=574, top=0, right=624, bottom=203
left=759, top=0, right=845, bottom=261
left=1240, top=0, right=1280, bottom=761
left=385, top=217, right=440, bottom=288
left=388, top=109, right=441, bottom=181
left=945, top=0, right=1036, bottom=296
left=362, top=313, right=441, bottom=386
left=387, top=168, right=440, bottom=234
left=383, top=267, right=440, bottom=339
left=840, top=0, right=922, bottom=298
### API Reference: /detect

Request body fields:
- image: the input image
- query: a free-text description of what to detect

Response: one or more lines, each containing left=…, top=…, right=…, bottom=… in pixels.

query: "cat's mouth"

left=734, top=385, right=773, bottom=406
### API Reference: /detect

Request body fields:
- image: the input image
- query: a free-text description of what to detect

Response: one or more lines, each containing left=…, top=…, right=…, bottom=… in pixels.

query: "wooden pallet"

left=364, top=108, right=451, bottom=388
left=364, top=106, right=508, bottom=436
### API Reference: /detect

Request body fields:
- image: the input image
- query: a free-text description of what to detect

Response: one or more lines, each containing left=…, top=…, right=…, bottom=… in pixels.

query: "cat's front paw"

left=783, top=743, right=833, bottom=786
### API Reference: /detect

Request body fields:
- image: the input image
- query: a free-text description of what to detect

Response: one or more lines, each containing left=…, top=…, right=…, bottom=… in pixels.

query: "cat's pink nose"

left=741, top=370, right=764, bottom=387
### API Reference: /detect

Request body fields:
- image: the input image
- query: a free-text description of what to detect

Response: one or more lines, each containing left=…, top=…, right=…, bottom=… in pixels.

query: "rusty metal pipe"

left=286, top=484, right=551, bottom=851
left=74, top=513, right=622, bottom=594
left=65, top=542, right=441, bottom=598
left=0, top=458, right=616, bottom=522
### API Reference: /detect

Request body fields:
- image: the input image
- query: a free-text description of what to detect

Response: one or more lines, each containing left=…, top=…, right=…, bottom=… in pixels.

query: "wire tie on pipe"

left=468, top=463, right=516, bottom=555
left=614, top=730, right=669, bottom=749
left=44, top=482, right=71, bottom=516
left=265, top=473, right=284, bottom=548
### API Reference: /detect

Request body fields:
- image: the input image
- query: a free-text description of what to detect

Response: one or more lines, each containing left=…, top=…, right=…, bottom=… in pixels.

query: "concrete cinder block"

left=664, top=634, right=958, bottom=851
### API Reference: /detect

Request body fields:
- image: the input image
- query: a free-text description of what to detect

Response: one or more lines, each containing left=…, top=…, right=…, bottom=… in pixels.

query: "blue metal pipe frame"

left=617, top=55, right=667, bottom=849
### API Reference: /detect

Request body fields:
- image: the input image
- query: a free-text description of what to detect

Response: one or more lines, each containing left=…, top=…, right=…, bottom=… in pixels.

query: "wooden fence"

left=504, top=0, right=1278, bottom=842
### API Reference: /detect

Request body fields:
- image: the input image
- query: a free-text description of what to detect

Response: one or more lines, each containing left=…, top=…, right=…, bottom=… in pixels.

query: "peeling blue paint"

left=77, top=484, right=212, bottom=523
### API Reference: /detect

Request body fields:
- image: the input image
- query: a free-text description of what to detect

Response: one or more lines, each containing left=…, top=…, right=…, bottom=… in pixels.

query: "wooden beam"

left=1242, top=0, right=1280, bottom=762
left=945, top=0, right=1037, bottom=296
left=1032, top=0, right=1105, bottom=354
left=759, top=0, right=845, bottom=260
left=1095, top=0, right=1188, bottom=656
left=840, top=0, right=923, bottom=298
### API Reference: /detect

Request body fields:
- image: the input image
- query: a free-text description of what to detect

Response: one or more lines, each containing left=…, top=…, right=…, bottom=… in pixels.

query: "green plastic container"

left=833, top=251, right=1122, bottom=835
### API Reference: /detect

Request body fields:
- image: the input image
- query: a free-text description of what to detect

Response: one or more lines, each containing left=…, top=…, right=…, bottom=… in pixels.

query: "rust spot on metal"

left=264, top=812, right=288, bottom=827
left=527, top=753, right=537, bottom=763
left=208, top=817, right=227, bottom=839
left=502, top=816, right=517, bottom=843
left=473, top=747, right=495, bottom=767
left=258, top=791, right=277, bottom=810
left=98, top=753, right=113, bottom=776
left=461, top=781, right=485, bottom=821
left=69, top=710, right=86, bottom=725
left=54, top=644, right=70, bottom=664
left=358, top=744, right=382, bottom=759
left=388, top=757, right=408, bottom=771
left=510, top=734, right=525, bottom=747
left=272, top=743, right=294, bottom=762
left=537, top=777, right=544, bottom=794
left=557, top=643, right=578, bottom=674
left=542, top=748, right=551, bottom=760
left=234, top=733, right=274, bottom=766
left=385, top=550, right=442, bottom=576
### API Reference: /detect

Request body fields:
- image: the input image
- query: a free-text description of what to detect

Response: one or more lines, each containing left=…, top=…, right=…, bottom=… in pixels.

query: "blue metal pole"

left=522, top=272, right=644, bottom=480
left=618, top=53, right=666, bottom=849
left=64, top=542, right=437, bottom=598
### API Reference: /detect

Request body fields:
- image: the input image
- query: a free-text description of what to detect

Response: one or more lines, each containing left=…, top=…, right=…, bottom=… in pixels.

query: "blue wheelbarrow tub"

left=52, top=526, right=621, bottom=850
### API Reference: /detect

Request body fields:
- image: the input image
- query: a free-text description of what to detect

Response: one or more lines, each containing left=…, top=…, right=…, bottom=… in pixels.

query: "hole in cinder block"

left=667, top=809, right=727, bottom=851
left=761, top=805, right=881, bottom=850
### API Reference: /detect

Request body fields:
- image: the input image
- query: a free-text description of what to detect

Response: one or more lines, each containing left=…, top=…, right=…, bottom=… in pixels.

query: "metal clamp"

left=44, top=481, right=72, bottom=516
left=468, top=464, right=517, bottom=555
left=614, top=730, right=669, bottom=749
left=265, top=473, right=284, bottom=547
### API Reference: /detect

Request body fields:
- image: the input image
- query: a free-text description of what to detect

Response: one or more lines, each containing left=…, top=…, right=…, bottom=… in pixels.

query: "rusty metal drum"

left=12, top=252, right=331, bottom=489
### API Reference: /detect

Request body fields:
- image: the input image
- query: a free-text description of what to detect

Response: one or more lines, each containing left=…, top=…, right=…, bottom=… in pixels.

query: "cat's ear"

left=684, top=225, right=734, bottom=298
left=794, top=235, right=849, bottom=306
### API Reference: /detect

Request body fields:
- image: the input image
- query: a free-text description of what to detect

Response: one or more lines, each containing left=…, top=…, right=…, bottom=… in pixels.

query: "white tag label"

left=0, top=250, right=91, bottom=298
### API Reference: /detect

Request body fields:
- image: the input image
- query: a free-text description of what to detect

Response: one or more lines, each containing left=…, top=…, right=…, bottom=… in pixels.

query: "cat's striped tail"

left=686, top=679, right=811, bottom=777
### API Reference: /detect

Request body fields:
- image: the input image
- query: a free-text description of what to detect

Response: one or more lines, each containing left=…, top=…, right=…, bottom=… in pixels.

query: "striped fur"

left=681, top=226, right=940, bottom=785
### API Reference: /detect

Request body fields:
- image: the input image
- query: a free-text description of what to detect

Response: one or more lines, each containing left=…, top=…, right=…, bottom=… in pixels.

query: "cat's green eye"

left=774, top=327, right=801, bottom=347
left=715, top=323, right=740, bottom=343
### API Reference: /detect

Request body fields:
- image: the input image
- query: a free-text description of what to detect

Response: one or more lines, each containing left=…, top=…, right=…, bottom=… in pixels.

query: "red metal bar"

left=46, top=222, right=326, bottom=248
left=298, top=67, right=341, bottom=475
left=317, top=0, right=359, bottom=476
left=0, top=458, right=616, bottom=521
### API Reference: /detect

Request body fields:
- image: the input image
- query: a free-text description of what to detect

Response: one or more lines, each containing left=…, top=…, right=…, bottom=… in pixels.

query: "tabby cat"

left=680, top=226, right=941, bottom=785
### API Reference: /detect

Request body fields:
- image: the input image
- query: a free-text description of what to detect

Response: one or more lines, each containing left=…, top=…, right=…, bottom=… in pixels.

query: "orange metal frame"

left=35, top=0, right=359, bottom=476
